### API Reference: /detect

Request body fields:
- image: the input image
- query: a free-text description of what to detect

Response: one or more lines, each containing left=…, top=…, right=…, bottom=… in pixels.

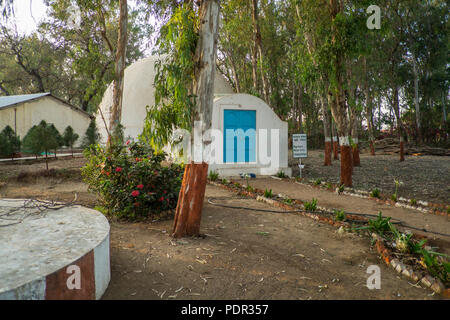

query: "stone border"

left=208, top=179, right=450, bottom=297
left=283, top=177, right=449, bottom=218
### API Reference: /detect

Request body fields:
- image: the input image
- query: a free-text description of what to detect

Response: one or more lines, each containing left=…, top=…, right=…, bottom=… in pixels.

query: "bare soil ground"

left=234, top=178, right=450, bottom=256
left=289, top=150, right=450, bottom=205
left=0, top=157, right=447, bottom=300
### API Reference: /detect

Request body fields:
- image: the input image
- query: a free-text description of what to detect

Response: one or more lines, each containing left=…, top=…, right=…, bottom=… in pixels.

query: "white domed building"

left=96, top=56, right=291, bottom=177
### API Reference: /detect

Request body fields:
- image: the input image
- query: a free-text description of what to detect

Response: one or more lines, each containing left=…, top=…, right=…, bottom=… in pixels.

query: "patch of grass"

left=314, top=178, right=321, bottom=186
left=338, top=184, right=345, bottom=193
left=221, top=178, right=229, bottom=185
left=276, top=171, right=287, bottom=178
left=208, top=170, right=219, bottom=181
left=304, top=198, right=318, bottom=211
left=410, top=198, right=417, bottom=206
left=334, top=209, right=346, bottom=221
left=94, top=205, right=108, bottom=215
left=256, top=231, right=270, bottom=237
left=264, top=188, right=273, bottom=198
left=246, top=185, right=254, bottom=192
left=284, top=197, right=293, bottom=205
left=391, top=194, right=397, bottom=202
left=327, top=182, right=333, bottom=190
left=370, top=188, right=381, bottom=198
left=234, top=182, right=241, bottom=188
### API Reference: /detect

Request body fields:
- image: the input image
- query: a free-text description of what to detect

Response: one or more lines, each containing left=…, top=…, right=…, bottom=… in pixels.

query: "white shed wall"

left=0, top=96, right=91, bottom=147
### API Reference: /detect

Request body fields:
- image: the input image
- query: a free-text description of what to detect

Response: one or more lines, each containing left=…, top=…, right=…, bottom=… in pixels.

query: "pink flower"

left=137, top=184, right=144, bottom=189
left=126, top=140, right=131, bottom=145
left=131, top=190, right=140, bottom=197
left=115, top=167, right=123, bottom=173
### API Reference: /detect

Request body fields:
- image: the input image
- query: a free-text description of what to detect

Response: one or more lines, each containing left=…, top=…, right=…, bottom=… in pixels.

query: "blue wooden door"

left=224, top=110, right=256, bottom=163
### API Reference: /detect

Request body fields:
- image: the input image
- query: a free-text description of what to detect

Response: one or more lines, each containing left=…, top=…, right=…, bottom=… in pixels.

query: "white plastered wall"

left=208, top=93, right=291, bottom=177
left=96, top=56, right=234, bottom=143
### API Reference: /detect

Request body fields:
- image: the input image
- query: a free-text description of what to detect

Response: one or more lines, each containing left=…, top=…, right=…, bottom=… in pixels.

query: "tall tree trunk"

left=363, top=57, right=375, bottom=156
left=329, top=0, right=352, bottom=186
left=173, top=0, right=220, bottom=238
left=229, top=54, right=240, bottom=93
left=350, top=112, right=360, bottom=166
left=298, top=83, right=303, bottom=133
left=331, top=120, right=339, bottom=160
left=321, top=96, right=332, bottom=166
left=412, top=57, right=422, bottom=144
left=109, top=0, right=128, bottom=145
left=251, top=0, right=269, bottom=103
left=442, top=92, right=447, bottom=139
left=392, top=86, right=404, bottom=162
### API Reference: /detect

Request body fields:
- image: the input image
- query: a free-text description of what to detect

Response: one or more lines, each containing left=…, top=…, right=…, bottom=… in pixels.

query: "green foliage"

left=367, top=212, right=392, bottom=235
left=82, top=119, right=101, bottom=148
left=142, top=4, right=198, bottom=150
left=264, top=188, right=273, bottom=198
left=284, top=197, right=293, bottom=205
left=221, top=178, right=229, bottom=185
left=304, top=198, right=318, bottom=211
left=334, top=209, right=346, bottom=222
left=391, top=194, right=398, bottom=202
left=338, top=184, right=345, bottom=193
left=48, top=124, right=64, bottom=148
left=410, top=198, right=417, bottom=206
left=326, top=183, right=333, bottom=190
left=0, top=125, right=20, bottom=158
left=208, top=170, right=219, bottom=181
left=81, top=140, right=184, bottom=219
left=22, top=121, right=59, bottom=158
left=276, top=171, right=287, bottom=178
left=314, top=178, right=321, bottom=186
left=62, top=126, right=79, bottom=149
left=370, top=188, right=381, bottom=198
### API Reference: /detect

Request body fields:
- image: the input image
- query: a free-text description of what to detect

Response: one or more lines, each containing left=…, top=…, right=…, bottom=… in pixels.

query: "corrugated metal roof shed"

left=0, top=93, right=50, bottom=109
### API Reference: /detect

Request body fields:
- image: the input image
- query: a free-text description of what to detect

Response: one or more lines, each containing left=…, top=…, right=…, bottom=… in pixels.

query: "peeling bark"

left=173, top=0, right=220, bottom=238
left=109, top=0, right=128, bottom=144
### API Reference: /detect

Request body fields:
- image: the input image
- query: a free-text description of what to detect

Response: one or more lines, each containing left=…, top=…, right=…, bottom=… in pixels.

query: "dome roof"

left=96, top=56, right=234, bottom=143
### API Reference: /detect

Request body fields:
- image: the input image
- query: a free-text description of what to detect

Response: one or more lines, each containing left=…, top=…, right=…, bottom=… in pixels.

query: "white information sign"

left=293, top=134, right=307, bottom=158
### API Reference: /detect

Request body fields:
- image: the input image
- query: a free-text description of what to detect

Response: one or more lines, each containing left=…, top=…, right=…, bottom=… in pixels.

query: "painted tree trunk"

left=109, top=0, right=128, bottom=144
left=172, top=162, right=209, bottom=238
left=351, top=115, right=360, bottom=167
left=328, top=0, right=352, bottom=186
left=172, top=0, right=220, bottom=238
left=321, top=96, right=332, bottom=166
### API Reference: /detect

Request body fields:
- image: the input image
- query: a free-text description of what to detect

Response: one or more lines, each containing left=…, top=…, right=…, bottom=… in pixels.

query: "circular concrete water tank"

left=96, top=56, right=234, bottom=143
left=0, top=199, right=110, bottom=300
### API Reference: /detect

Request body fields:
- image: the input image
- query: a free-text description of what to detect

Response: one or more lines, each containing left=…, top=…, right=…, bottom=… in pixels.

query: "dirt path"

left=289, top=151, right=450, bottom=204
left=235, top=178, right=450, bottom=256
left=0, top=158, right=446, bottom=299
left=101, top=185, right=441, bottom=300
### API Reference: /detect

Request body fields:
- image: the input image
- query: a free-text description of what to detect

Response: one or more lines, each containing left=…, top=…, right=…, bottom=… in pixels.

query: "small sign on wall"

left=293, top=134, right=307, bottom=158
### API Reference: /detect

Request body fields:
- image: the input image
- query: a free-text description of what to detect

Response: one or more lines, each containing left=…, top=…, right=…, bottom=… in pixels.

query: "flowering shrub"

left=81, top=140, right=184, bottom=219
